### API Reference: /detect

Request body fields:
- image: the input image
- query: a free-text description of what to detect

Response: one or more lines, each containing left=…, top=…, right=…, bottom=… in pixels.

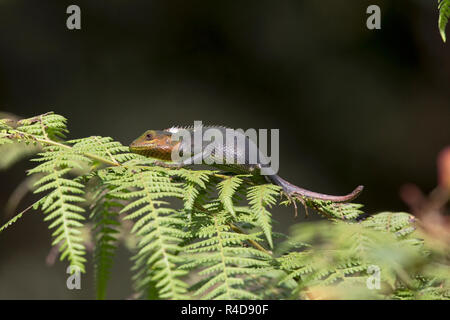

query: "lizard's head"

left=129, top=130, right=179, bottom=160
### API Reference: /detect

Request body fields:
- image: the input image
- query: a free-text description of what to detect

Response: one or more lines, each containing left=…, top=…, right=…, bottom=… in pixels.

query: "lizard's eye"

left=146, top=133, right=153, bottom=140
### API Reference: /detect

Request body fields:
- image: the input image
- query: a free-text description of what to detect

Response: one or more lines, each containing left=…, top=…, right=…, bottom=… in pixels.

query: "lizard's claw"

left=295, top=194, right=309, bottom=218
left=282, top=192, right=309, bottom=218
left=291, top=193, right=309, bottom=218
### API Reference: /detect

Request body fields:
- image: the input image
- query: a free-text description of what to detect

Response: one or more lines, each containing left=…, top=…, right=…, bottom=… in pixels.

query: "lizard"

left=129, top=126, right=364, bottom=214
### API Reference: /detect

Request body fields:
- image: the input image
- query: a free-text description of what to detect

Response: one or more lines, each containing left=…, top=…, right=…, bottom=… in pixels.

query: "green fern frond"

left=108, top=165, right=188, bottom=299
left=439, top=0, right=450, bottom=42
left=17, top=112, right=68, bottom=140
left=0, top=114, right=46, bottom=169
left=173, top=169, right=212, bottom=189
left=307, top=199, right=364, bottom=220
left=218, top=176, right=244, bottom=218
left=278, top=244, right=362, bottom=297
left=172, top=169, right=213, bottom=211
left=183, top=211, right=272, bottom=300
left=247, top=184, right=280, bottom=248
left=70, top=136, right=134, bottom=164
left=361, top=212, right=416, bottom=236
left=276, top=213, right=444, bottom=299
left=91, top=187, right=121, bottom=299
left=28, top=145, right=90, bottom=272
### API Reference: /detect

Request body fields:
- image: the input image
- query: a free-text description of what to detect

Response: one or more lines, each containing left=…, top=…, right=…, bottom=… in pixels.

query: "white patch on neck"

left=165, top=127, right=181, bottom=133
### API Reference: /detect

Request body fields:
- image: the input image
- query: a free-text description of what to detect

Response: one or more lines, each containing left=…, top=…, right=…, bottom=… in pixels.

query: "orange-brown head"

left=129, top=130, right=180, bottom=161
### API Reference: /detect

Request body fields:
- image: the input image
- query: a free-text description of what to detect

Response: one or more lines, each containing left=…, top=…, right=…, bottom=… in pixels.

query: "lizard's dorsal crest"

left=164, top=125, right=233, bottom=133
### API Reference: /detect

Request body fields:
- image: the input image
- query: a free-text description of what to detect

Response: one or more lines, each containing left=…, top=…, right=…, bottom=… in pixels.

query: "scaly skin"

left=129, top=127, right=364, bottom=204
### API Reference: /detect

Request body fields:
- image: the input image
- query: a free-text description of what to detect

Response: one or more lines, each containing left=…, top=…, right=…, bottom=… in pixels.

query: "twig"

left=228, top=223, right=272, bottom=255
left=0, top=198, right=41, bottom=233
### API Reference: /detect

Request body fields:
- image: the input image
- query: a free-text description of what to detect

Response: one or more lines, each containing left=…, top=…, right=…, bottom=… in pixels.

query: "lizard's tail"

left=267, top=175, right=364, bottom=202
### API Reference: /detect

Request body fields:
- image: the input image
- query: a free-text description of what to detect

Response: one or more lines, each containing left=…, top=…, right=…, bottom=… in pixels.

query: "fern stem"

left=228, top=223, right=272, bottom=255
left=0, top=198, right=41, bottom=233
left=34, top=137, right=120, bottom=167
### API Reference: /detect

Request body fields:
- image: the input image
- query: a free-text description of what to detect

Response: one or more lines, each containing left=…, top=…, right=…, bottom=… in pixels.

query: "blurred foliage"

left=439, top=0, right=450, bottom=42
left=278, top=213, right=449, bottom=299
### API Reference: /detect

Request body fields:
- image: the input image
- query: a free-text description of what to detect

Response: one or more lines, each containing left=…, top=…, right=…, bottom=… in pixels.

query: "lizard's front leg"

left=152, top=151, right=205, bottom=169
left=152, top=160, right=184, bottom=168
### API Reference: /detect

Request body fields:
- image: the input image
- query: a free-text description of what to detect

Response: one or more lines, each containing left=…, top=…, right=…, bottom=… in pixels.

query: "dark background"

left=0, top=0, right=449, bottom=298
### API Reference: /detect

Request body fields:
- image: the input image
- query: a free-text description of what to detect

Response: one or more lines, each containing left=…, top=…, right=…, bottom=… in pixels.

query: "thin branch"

left=0, top=198, right=41, bottom=233
left=228, top=223, right=272, bottom=255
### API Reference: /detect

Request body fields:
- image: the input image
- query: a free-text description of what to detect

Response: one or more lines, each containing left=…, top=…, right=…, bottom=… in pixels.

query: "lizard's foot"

left=153, top=161, right=183, bottom=168
left=283, top=192, right=309, bottom=218
left=290, top=193, right=309, bottom=218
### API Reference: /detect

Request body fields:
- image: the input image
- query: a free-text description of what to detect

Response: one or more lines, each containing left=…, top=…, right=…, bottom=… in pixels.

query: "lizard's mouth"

left=129, top=139, right=153, bottom=152
left=129, top=142, right=176, bottom=161
left=129, top=143, right=154, bottom=154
